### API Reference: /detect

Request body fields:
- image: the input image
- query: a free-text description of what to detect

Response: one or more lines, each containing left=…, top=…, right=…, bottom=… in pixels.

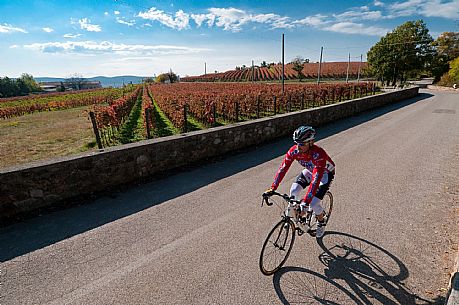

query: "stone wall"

left=0, top=87, right=419, bottom=222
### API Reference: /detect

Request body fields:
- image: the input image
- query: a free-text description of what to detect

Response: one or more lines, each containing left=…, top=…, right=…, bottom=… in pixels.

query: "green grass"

left=151, top=100, right=179, bottom=137
left=119, top=93, right=144, bottom=144
left=185, top=116, right=205, bottom=132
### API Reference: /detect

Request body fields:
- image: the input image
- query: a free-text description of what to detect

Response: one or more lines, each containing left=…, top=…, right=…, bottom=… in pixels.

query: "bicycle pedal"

left=296, top=228, right=305, bottom=236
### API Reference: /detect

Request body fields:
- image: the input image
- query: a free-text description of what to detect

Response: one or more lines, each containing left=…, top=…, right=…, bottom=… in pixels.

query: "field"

left=0, top=106, right=96, bottom=169
left=0, top=81, right=377, bottom=169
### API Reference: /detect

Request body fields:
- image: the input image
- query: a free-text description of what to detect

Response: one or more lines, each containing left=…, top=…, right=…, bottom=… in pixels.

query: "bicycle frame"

left=262, top=191, right=310, bottom=234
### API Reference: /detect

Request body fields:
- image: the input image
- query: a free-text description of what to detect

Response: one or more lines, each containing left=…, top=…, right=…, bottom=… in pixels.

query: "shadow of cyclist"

left=316, top=231, right=445, bottom=305
left=273, top=266, right=365, bottom=305
left=271, top=231, right=444, bottom=305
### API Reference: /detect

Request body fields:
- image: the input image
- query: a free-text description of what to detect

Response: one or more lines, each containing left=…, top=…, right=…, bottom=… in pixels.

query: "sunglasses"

left=296, top=141, right=311, bottom=147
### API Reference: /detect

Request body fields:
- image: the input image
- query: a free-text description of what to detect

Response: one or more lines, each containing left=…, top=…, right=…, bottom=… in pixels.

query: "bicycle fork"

left=274, top=220, right=290, bottom=251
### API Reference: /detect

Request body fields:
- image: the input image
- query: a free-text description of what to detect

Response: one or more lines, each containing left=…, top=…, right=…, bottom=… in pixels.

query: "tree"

left=57, top=82, right=66, bottom=92
left=260, top=61, right=267, bottom=68
left=0, top=73, right=41, bottom=97
left=155, top=70, right=178, bottom=83
left=291, top=56, right=305, bottom=82
left=431, top=32, right=459, bottom=81
left=434, top=32, right=459, bottom=59
left=65, top=73, right=85, bottom=90
left=367, top=20, right=434, bottom=86
left=19, top=73, right=41, bottom=93
left=143, top=77, right=155, bottom=84
left=448, top=57, right=459, bottom=82
left=0, top=77, right=19, bottom=97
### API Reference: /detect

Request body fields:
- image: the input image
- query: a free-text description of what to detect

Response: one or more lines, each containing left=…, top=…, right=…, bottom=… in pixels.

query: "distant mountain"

left=35, top=76, right=150, bottom=88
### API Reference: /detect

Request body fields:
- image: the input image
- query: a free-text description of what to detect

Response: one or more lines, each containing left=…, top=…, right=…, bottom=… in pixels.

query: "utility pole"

left=282, top=33, right=285, bottom=95
left=252, top=60, right=254, bottom=83
left=317, top=46, right=323, bottom=85
left=357, top=54, right=362, bottom=83
left=346, top=53, right=350, bottom=83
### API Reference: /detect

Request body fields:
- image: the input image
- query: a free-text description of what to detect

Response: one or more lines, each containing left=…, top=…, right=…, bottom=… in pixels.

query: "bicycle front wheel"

left=259, top=218, right=296, bottom=276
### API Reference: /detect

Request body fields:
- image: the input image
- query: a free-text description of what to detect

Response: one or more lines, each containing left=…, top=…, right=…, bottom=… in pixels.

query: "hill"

left=35, top=76, right=148, bottom=88
left=181, top=61, right=368, bottom=82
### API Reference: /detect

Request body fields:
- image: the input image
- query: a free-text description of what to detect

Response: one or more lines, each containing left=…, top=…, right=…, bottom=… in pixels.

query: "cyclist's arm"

left=271, top=150, right=294, bottom=190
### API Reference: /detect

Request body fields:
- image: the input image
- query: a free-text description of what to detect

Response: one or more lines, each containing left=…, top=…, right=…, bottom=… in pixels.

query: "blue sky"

left=0, top=0, right=458, bottom=78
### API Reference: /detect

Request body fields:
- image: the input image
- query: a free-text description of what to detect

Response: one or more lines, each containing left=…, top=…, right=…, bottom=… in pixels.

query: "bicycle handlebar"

left=261, top=191, right=301, bottom=207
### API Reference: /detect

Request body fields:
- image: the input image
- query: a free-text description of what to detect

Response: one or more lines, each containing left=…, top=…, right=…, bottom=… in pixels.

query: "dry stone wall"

left=0, top=87, right=419, bottom=222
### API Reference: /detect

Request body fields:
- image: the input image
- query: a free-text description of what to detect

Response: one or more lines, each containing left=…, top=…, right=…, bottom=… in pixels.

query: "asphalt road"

left=1, top=89, right=458, bottom=305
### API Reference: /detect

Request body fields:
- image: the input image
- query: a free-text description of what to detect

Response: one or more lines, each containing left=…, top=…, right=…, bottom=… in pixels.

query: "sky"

left=0, top=0, right=458, bottom=78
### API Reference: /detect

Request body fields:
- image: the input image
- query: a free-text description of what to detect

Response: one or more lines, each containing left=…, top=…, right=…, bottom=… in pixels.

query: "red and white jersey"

left=271, top=144, right=335, bottom=203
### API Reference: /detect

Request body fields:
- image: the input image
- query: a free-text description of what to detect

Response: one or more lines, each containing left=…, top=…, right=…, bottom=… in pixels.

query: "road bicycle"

left=259, top=191, right=334, bottom=276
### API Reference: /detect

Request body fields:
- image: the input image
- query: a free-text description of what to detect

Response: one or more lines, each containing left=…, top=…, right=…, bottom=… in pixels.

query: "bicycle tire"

left=259, top=218, right=296, bottom=276
left=309, top=191, right=334, bottom=229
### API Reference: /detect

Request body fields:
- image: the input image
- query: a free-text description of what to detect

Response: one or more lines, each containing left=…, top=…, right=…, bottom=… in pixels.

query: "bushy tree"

left=143, top=77, right=155, bottom=84
left=0, top=73, right=41, bottom=98
left=431, top=32, right=459, bottom=81
left=448, top=57, right=459, bottom=82
left=156, top=70, right=179, bottom=83
left=291, top=56, right=305, bottom=82
left=367, top=20, right=434, bottom=86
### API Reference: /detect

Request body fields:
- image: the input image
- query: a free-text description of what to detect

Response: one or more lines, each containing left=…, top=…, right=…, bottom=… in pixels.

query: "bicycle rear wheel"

left=259, top=218, right=296, bottom=276
left=309, top=191, right=334, bottom=229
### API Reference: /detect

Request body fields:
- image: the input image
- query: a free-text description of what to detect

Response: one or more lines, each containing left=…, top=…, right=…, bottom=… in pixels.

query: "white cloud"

left=205, top=8, right=294, bottom=31
left=191, top=13, right=209, bottom=27
left=206, top=7, right=248, bottom=32
left=251, top=13, right=294, bottom=29
left=116, top=17, right=136, bottom=26
left=42, top=27, right=54, bottom=33
left=294, top=9, right=388, bottom=36
left=388, top=0, right=459, bottom=19
left=294, top=14, right=329, bottom=26
left=0, top=23, right=27, bottom=33
left=140, top=7, right=293, bottom=32
left=420, top=0, right=459, bottom=19
left=63, top=33, right=83, bottom=38
left=333, top=9, right=383, bottom=21
left=10, top=45, right=19, bottom=48
left=23, top=41, right=211, bottom=56
left=137, top=7, right=190, bottom=30
left=324, top=22, right=389, bottom=36
left=78, top=18, right=102, bottom=32
left=135, top=3, right=456, bottom=36
left=104, top=12, right=109, bottom=16
left=114, top=11, right=120, bottom=15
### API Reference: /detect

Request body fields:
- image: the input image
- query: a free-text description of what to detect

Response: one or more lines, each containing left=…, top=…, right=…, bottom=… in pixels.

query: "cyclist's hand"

left=263, top=188, right=274, bottom=197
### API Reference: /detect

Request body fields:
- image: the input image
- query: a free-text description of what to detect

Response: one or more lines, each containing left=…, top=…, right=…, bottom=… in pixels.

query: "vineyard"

left=0, top=87, right=135, bottom=119
left=91, top=82, right=377, bottom=148
left=1, top=81, right=378, bottom=167
left=181, top=61, right=368, bottom=82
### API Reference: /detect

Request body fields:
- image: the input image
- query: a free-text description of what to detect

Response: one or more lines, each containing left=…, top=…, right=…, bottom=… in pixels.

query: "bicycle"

left=259, top=190, right=334, bottom=276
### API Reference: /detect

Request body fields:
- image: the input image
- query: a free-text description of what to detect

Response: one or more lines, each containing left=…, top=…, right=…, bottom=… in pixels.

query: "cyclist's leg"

left=289, top=169, right=312, bottom=200
left=313, top=171, right=335, bottom=221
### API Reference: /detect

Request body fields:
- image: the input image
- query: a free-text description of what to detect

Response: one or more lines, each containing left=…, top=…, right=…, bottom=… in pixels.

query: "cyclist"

left=264, top=126, right=335, bottom=238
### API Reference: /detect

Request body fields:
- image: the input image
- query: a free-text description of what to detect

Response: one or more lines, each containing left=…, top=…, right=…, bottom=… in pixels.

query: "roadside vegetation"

left=367, top=20, right=458, bottom=87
